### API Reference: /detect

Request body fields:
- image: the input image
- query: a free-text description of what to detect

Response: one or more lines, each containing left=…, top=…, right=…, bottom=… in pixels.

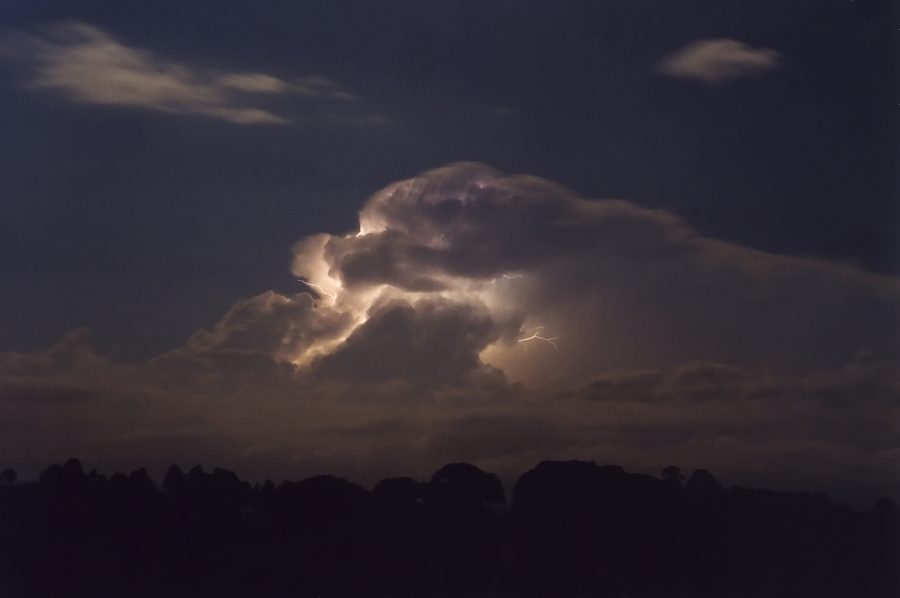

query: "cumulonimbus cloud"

left=287, top=162, right=899, bottom=386
left=656, top=38, right=780, bottom=83
left=0, top=163, right=897, bottom=499
left=0, top=21, right=378, bottom=125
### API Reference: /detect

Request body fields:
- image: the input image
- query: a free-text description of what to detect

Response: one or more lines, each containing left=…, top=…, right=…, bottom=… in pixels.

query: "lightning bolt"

left=297, top=279, right=336, bottom=302
left=517, top=327, right=561, bottom=353
left=491, top=272, right=524, bottom=285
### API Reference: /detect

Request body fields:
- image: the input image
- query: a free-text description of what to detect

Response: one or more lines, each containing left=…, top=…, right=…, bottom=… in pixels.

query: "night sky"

left=0, top=0, right=897, bottom=503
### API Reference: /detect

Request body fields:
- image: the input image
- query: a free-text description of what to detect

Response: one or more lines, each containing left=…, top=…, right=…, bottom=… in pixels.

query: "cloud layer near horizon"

left=0, top=163, right=897, bottom=499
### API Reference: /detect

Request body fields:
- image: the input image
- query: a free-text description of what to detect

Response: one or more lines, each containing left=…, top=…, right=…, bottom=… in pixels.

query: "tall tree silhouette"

left=0, top=469, right=15, bottom=486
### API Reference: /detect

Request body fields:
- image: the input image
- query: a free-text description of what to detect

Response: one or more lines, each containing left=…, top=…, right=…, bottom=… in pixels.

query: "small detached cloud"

left=656, top=38, right=780, bottom=83
left=0, top=21, right=373, bottom=125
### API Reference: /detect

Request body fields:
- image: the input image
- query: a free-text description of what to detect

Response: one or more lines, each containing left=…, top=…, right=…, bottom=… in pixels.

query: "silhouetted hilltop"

left=0, top=458, right=896, bottom=597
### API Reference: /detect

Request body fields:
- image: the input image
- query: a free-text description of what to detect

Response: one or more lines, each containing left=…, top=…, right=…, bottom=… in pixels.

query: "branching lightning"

left=297, top=279, right=336, bottom=302
left=517, top=326, right=561, bottom=353
left=491, top=272, right=524, bottom=285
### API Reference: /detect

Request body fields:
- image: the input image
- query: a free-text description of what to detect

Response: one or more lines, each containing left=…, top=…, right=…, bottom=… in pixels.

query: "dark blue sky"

left=0, top=0, right=896, bottom=357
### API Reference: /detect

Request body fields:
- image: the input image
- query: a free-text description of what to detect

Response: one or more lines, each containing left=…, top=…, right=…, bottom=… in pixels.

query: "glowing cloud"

left=277, top=162, right=900, bottom=389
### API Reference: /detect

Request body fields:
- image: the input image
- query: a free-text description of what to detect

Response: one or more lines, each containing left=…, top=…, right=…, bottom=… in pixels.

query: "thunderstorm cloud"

left=0, top=163, right=897, bottom=499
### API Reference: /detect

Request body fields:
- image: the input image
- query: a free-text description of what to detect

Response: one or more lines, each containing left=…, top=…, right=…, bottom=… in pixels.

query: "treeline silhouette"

left=0, top=459, right=896, bottom=597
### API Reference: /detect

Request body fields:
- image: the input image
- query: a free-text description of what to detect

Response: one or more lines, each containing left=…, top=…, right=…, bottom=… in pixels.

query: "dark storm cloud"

left=311, top=297, right=508, bottom=389
left=670, top=362, right=753, bottom=402
left=578, top=370, right=666, bottom=402
left=576, top=357, right=900, bottom=407
left=421, top=411, right=575, bottom=466
left=0, top=383, right=92, bottom=405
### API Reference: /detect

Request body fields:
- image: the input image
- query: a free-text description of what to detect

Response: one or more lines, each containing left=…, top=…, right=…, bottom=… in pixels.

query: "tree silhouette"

left=426, top=462, right=506, bottom=511
left=163, top=464, right=185, bottom=494
left=661, top=465, right=684, bottom=486
left=0, top=458, right=895, bottom=598
left=0, top=468, right=15, bottom=486
left=687, top=468, right=721, bottom=494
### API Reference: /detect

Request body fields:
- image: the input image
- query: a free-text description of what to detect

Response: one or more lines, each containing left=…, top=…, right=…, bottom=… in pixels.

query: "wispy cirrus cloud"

left=656, top=38, right=780, bottom=83
left=0, top=21, right=373, bottom=125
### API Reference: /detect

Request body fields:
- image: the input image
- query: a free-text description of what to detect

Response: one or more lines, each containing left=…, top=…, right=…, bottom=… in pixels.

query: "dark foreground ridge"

left=0, top=459, right=897, bottom=597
